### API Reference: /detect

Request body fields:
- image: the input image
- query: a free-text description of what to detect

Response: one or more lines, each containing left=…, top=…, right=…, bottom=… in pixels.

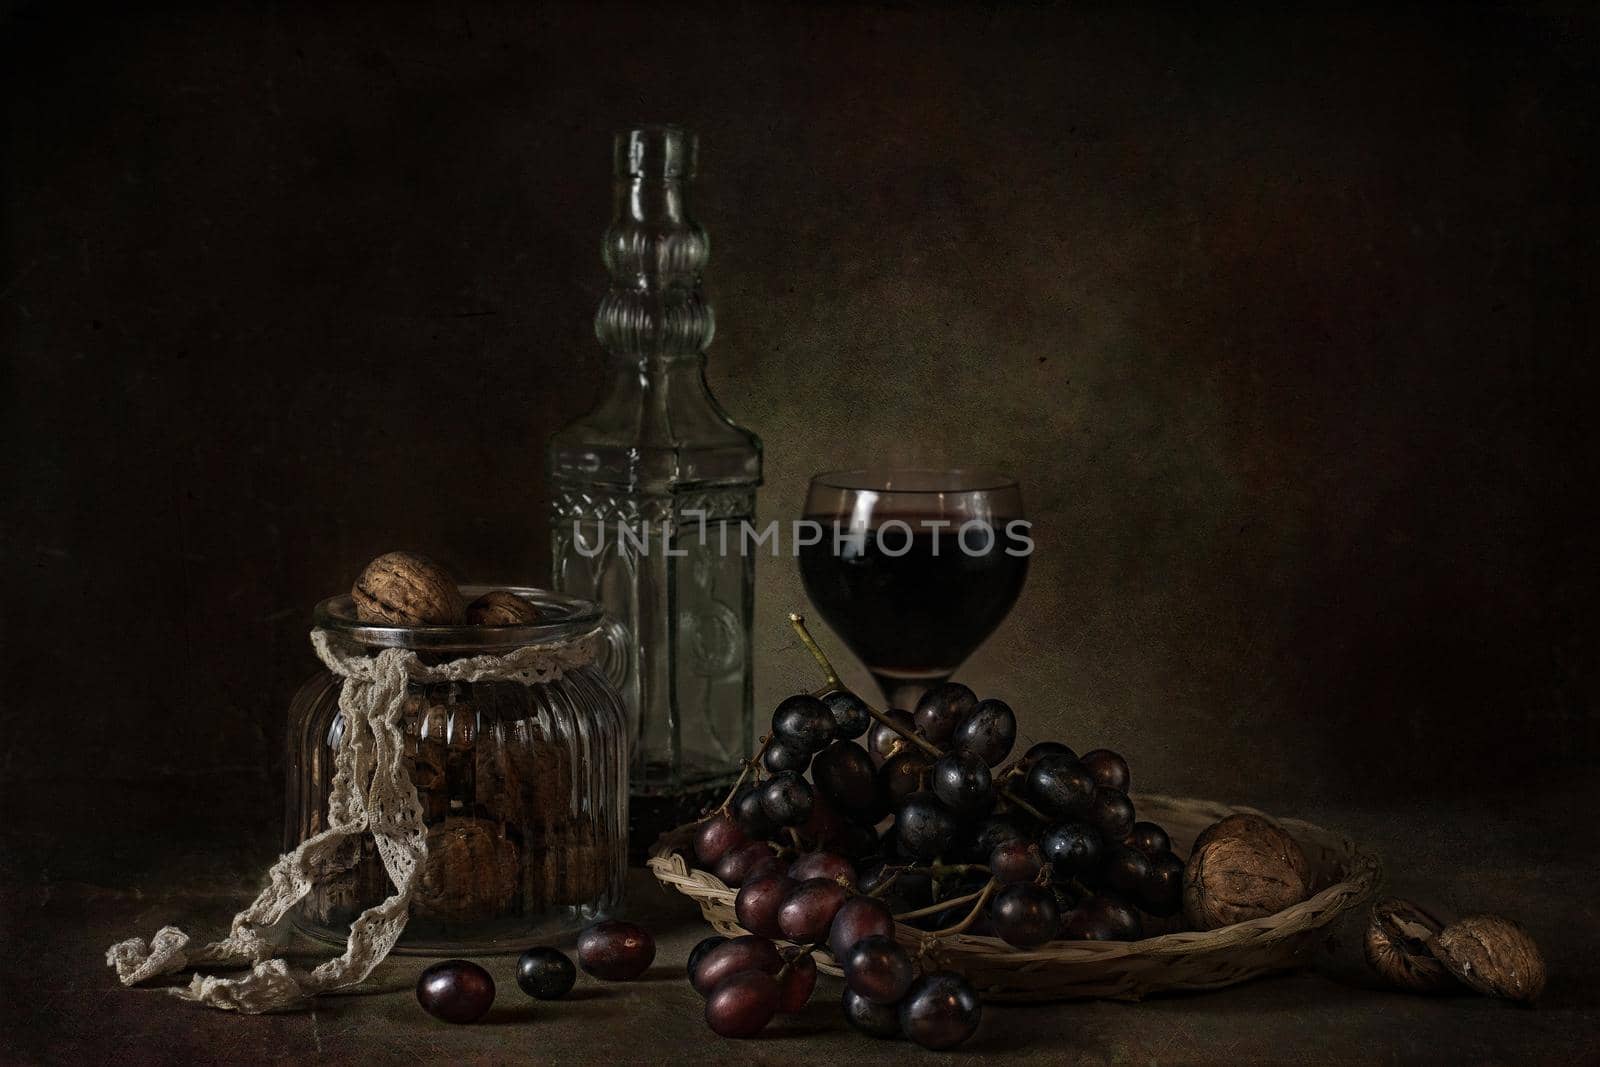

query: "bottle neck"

left=595, top=176, right=715, bottom=359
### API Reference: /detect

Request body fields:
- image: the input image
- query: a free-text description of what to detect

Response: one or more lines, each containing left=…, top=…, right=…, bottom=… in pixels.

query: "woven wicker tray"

left=648, top=793, right=1379, bottom=1001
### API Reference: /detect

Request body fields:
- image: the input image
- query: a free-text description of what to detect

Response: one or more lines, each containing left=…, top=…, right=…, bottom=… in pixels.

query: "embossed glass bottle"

left=549, top=126, right=761, bottom=851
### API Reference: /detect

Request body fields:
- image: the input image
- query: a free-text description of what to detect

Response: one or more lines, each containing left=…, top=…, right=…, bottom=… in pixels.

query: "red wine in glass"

left=798, top=469, right=1029, bottom=709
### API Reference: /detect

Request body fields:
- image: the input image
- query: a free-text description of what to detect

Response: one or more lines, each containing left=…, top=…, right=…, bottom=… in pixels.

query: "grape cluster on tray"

left=681, top=616, right=1188, bottom=1048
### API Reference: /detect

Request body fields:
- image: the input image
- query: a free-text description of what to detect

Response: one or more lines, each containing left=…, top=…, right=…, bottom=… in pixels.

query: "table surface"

left=3, top=782, right=1596, bottom=1065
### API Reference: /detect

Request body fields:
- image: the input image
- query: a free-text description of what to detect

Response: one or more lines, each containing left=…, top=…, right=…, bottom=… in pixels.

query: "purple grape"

left=778, top=878, right=849, bottom=943
left=705, top=970, right=779, bottom=1038
left=772, top=694, right=836, bottom=754
left=913, top=683, right=978, bottom=745
left=690, top=935, right=783, bottom=996
left=1088, top=788, right=1135, bottom=841
left=1126, top=821, right=1171, bottom=857
left=989, top=839, right=1044, bottom=884
left=952, top=698, right=1017, bottom=766
left=990, top=883, right=1060, bottom=947
left=931, top=752, right=993, bottom=817
left=694, top=810, right=748, bottom=867
left=416, top=959, right=494, bottom=1024
left=576, top=920, right=655, bottom=981
left=822, top=689, right=873, bottom=740
left=735, top=873, right=796, bottom=940
left=843, top=935, right=915, bottom=1004
left=828, top=894, right=897, bottom=959
left=777, top=948, right=818, bottom=1013
left=899, top=971, right=981, bottom=1050
left=1080, top=748, right=1130, bottom=793
left=812, top=740, right=878, bottom=814
left=1026, top=755, right=1096, bottom=819
left=788, top=851, right=856, bottom=889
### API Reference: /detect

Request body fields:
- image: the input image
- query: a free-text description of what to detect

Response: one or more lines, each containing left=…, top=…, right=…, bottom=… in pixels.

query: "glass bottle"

left=549, top=125, right=761, bottom=852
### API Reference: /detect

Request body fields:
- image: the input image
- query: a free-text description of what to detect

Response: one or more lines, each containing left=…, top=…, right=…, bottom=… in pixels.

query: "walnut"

left=413, top=817, right=519, bottom=922
left=1364, top=898, right=1457, bottom=994
left=351, top=551, right=465, bottom=625
left=1432, top=914, right=1546, bottom=1003
left=1182, top=813, right=1311, bottom=930
left=466, top=589, right=543, bottom=626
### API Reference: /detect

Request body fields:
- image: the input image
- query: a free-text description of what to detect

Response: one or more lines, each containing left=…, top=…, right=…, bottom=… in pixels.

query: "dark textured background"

left=3, top=2, right=1596, bottom=857
left=4, top=5, right=1599, bottom=1062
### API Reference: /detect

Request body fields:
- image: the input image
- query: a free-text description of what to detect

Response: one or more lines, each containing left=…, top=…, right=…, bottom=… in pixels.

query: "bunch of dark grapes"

left=685, top=620, right=1186, bottom=1048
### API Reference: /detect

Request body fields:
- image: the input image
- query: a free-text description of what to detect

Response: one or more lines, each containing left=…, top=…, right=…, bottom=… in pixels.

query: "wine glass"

left=798, top=468, right=1029, bottom=710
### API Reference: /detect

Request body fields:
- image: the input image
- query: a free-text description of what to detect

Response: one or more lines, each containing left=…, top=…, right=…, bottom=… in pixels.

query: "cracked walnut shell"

left=1433, top=914, right=1546, bottom=1003
left=1183, top=813, right=1311, bottom=930
left=1365, top=898, right=1456, bottom=994
left=352, top=551, right=465, bottom=625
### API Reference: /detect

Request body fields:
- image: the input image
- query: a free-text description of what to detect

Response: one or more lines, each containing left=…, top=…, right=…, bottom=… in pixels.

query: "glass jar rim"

left=809, top=467, right=1019, bottom=494
left=313, top=585, right=603, bottom=652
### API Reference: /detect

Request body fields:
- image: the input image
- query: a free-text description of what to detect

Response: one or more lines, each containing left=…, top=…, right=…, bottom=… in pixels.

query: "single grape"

left=990, top=883, right=1061, bottom=948
left=812, top=740, right=878, bottom=814
left=867, top=708, right=916, bottom=765
left=1125, top=821, right=1171, bottom=857
left=899, top=972, right=981, bottom=1050
left=693, top=810, right=748, bottom=867
left=878, top=750, right=931, bottom=809
left=952, top=698, right=1017, bottom=766
left=715, top=841, right=782, bottom=887
left=822, top=689, right=873, bottom=740
left=1066, top=893, right=1143, bottom=941
left=1100, top=843, right=1153, bottom=896
left=763, top=737, right=812, bottom=774
left=731, top=783, right=776, bottom=838
left=827, top=894, right=896, bottom=960
left=831, top=817, right=882, bottom=861
left=843, top=934, right=915, bottom=1004
left=778, top=877, right=850, bottom=943
left=760, top=770, right=815, bottom=827
left=576, top=920, right=656, bottom=981
left=931, top=752, right=993, bottom=817
left=913, top=682, right=979, bottom=746
left=1019, top=740, right=1076, bottom=768
left=515, top=947, right=576, bottom=1000
left=788, top=851, right=856, bottom=889
left=690, top=934, right=783, bottom=996
left=1080, top=748, right=1130, bottom=793
left=1026, top=754, right=1096, bottom=819
left=735, top=873, right=796, bottom=940
left=965, top=816, right=1025, bottom=862
left=1039, top=821, right=1103, bottom=880
left=771, top=693, right=836, bottom=754
left=1138, top=851, right=1185, bottom=917
left=989, top=839, right=1044, bottom=884
left=687, top=935, right=728, bottom=979
left=416, top=959, right=494, bottom=1024
left=704, top=970, right=779, bottom=1039
left=843, top=986, right=902, bottom=1039
left=1088, top=788, right=1135, bottom=841
left=797, top=787, right=844, bottom=847
left=894, top=792, right=959, bottom=861
left=777, top=949, right=818, bottom=1013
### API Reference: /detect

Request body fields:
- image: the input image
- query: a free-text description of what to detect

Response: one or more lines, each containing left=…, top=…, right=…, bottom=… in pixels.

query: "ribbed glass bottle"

left=549, top=126, right=761, bottom=852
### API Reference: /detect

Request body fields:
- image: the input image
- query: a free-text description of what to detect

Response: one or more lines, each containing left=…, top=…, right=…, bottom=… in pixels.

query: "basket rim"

left=647, top=792, right=1381, bottom=963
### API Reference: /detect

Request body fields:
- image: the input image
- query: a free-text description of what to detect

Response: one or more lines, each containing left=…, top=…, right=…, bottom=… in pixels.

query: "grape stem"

left=892, top=888, right=984, bottom=923
left=928, top=878, right=999, bottom=937
left=712, top=733, right=775, bottom=814
left=786, top=613, right=1051, bottom=823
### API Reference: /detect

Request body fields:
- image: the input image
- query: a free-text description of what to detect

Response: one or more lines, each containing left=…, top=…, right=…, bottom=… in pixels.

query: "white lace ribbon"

left=106, top=626, right=599, bottom=1013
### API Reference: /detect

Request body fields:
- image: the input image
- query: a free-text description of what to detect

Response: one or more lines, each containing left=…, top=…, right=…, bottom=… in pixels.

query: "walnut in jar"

left=351, top=551, right=465, bottom=625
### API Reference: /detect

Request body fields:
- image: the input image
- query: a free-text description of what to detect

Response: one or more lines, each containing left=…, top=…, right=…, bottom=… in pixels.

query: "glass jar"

left=286, top=587, right=627, bottom=954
